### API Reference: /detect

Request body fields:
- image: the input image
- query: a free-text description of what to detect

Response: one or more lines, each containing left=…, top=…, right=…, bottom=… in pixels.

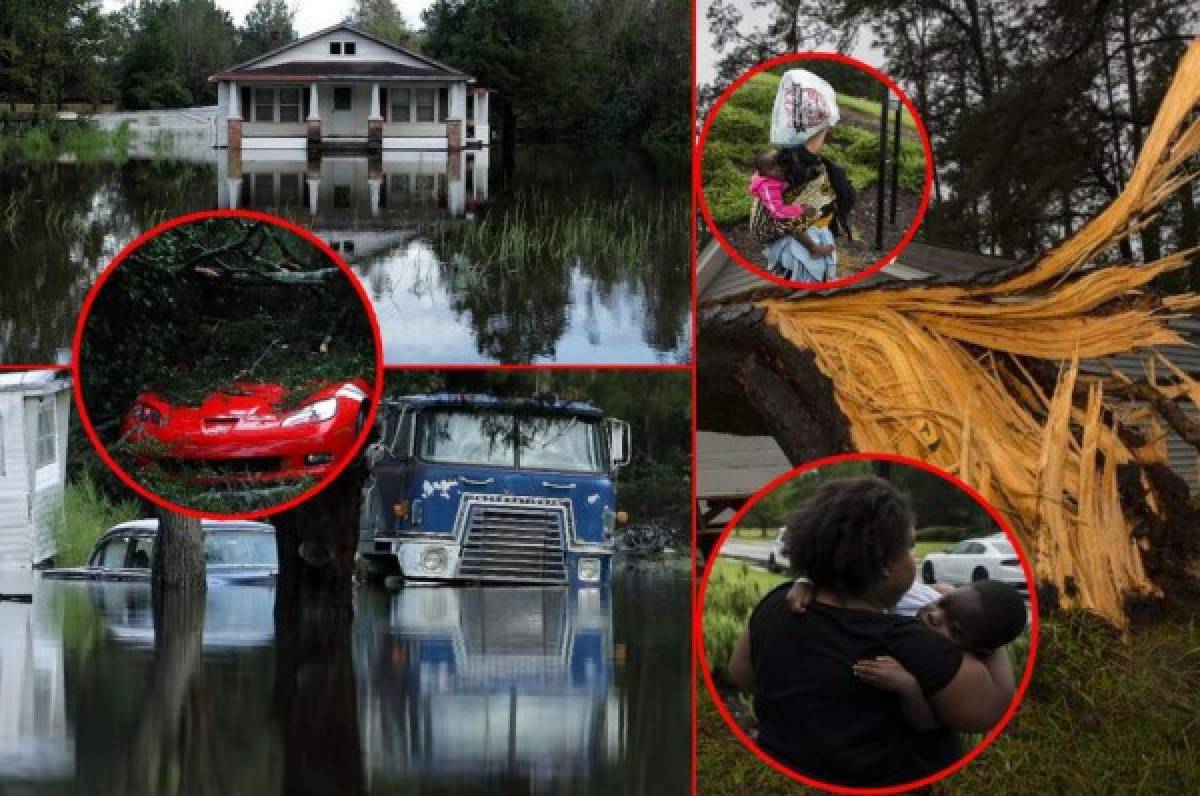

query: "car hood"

left=130, top=379, right=369, bottom=432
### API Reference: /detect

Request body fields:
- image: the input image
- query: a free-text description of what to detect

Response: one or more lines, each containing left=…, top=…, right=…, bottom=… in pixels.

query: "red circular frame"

left=70, top=209, right=386, bottom=520
left=695, top=53, right=935, bottom=291
left=695, top=452, right=1040, bottom=795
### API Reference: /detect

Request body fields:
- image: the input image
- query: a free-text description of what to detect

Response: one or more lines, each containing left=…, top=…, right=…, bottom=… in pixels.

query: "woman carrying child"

left=726, top=477, right=1020, bottom=788
left=748, top=69, right=852, bottom=283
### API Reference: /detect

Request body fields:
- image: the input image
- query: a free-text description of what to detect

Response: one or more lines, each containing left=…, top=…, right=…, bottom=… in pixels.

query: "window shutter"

left=241, top=87, right=252, bottom=119
left=380, top=87, right=388, bottom=121
left=302, top=86, right=310, bottom=120
left=438, top=88, right=449, bottom=122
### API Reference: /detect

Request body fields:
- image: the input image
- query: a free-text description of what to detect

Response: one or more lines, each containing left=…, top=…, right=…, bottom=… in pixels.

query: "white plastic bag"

left=769, top=69, right=840, bottom=147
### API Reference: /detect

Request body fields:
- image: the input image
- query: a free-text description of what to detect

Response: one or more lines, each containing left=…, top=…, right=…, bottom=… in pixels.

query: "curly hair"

left=783, top=476, right=915, bottom=597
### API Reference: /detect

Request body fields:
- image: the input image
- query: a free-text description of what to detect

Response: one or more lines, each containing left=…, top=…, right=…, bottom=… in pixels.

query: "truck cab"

left=358, top=394, right=631, bottom=586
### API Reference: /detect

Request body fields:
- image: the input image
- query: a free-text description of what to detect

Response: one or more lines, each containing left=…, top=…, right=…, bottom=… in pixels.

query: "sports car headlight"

left=281, top=397, right=339, bottom=427
left=131, top=402, right=165, bottom=425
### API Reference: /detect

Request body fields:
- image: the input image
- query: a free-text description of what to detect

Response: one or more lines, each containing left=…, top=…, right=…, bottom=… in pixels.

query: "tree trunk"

left=1121, top=0, right=1161, bottom=263
left=272, top=463, right=366, bottom=795
left=697, top=302, right=854, bottom=463
left=153, top=510, right=206, bottom=593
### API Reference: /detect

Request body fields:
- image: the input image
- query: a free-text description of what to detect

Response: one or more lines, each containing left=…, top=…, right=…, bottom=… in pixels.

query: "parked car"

left=921, top=536, right=1026, bottom=591
left=767, top=527, right=787, bottom=573
left=42, top=519, right=278, bottom=584
left=122, top=379, right=370, bottom=484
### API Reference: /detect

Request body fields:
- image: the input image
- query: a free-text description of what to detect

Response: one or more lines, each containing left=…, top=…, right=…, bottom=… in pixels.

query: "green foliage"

left=702, top=72, right=925, bottom=225
left=422, top=0, right=687, bottom=162
left=346, top=0, right=410, bottom=46
left=238, top=0, right=296, bottom=60
left=53, top=465, right=141, bottom=567
left=916, top=525, right=976, bottom=543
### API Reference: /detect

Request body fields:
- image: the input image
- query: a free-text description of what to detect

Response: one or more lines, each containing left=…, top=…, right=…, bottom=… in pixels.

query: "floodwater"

left=0, top=146, right=689, bottom=365
left=0, top=559, right=689, bottom=795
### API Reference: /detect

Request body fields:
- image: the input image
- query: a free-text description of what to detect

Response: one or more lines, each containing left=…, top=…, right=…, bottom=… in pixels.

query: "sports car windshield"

left=418, top=410, right=604, bottom=472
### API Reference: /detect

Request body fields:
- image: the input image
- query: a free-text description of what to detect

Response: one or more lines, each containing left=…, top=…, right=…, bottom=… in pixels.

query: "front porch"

left=217, top=79, right=489, bottom=153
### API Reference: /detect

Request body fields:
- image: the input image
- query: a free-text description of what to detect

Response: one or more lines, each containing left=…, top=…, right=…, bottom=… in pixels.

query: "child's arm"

left=853, top=656, right=940, bottom=732
left=794, top=228, right=835, bottom=257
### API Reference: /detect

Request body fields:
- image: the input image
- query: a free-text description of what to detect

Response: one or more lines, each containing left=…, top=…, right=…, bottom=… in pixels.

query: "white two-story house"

left=210, top=24, right=490, bottom=153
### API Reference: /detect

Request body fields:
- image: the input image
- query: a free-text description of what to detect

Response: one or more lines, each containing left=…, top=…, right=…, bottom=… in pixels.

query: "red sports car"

left=122, top=379, right=371, bottom=484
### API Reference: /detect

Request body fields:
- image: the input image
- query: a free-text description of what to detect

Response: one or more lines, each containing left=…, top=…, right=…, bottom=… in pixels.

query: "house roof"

left=0, top=369, right=70, bottom=394
left=212, top=61, right=458, bottom=82
left=209, top=23, right=468, bottom=82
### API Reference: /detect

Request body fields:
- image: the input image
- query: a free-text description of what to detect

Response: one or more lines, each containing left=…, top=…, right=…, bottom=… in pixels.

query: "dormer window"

left=329, top=40, right=356, bottom=56
left=329, top=42, right=341, bottom=55
left=345, top=42, right=356, bottom=55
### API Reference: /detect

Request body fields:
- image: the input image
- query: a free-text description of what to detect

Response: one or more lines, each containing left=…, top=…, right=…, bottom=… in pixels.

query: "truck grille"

left=457, top=495, right=570, bottom=584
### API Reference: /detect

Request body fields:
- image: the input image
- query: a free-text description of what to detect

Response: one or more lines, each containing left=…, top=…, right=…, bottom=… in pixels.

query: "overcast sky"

left=102, top=1, right=436, bottom=35
left=697, top=0, right=884, bottom=86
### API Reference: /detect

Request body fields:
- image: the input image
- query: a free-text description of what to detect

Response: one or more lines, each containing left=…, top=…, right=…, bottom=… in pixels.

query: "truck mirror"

left=607, top=418, right=631, bottom=468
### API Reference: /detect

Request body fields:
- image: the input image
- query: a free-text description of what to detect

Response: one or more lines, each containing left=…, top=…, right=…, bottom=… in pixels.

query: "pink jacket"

left=748, top=173, right=807, bottom=219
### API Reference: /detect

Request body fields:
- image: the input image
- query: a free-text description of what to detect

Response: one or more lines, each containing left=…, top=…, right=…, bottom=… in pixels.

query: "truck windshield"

left=417, top=410, right=604, bottom=472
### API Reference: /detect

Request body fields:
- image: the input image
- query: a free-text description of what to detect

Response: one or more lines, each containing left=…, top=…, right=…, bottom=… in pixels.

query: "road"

left=717, top=538, right=776, bottom=568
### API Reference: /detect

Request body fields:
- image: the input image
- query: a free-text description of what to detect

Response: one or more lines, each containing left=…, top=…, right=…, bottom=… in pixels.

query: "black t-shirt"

left=748, top=582, right=964, bottom=787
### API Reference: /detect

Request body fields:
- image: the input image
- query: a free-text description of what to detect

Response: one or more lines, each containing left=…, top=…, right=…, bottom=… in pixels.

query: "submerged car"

left=122, top=379, right=370, bottom=484
left=921, top=535, right=1027, bottom=591
left=42, top=519, right=278, bottom=584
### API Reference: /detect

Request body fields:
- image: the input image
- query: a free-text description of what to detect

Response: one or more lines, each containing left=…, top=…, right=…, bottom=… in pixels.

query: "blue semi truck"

left=357, top=394, right=631, bottom=586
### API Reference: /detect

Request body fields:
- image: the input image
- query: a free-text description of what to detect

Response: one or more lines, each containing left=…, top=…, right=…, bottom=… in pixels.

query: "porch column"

left=368, top=176, right=382, bottom=218
left=307, top=176, right=320, bottom=216
left=307, top=82, right=321, bottom=156
left=368, top=82, right=383, bottom=151
left=227, top=80, right=242, bottom=151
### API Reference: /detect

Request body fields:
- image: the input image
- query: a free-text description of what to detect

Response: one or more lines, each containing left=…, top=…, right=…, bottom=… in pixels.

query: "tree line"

left=705, top=0, right=1199, bottom=283
left=0, top=0, right=688, bottom=162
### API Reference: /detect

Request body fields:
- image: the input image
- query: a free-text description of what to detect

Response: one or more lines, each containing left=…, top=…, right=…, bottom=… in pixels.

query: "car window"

left=949, top=541, right=972, bottom=554
left=98, top=537, right=129, bottom=568
left=127, top=537, right=154, bottom=569
left=204, top=532, right=278, bottom=567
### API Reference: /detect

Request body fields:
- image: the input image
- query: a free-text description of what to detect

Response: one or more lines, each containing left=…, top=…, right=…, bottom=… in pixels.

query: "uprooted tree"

left=700, top=40, right=1200, bottom=629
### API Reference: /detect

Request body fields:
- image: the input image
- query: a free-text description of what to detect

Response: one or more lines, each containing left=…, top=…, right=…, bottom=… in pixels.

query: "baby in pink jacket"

left=748, top=149, right=834, bottom=261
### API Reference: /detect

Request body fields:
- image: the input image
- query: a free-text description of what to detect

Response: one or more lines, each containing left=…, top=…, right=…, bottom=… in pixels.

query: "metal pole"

left=875, top=83, right=888, bottom=251
left=890, top=98, right=902, bottom=225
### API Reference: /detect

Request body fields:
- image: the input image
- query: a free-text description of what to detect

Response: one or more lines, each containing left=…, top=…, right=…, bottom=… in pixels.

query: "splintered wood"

left=760, top=40, right=1200, bottom=627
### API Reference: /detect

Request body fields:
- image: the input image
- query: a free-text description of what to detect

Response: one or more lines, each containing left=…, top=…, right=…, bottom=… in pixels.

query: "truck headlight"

left=578, top=557, right=601, bottom=582
left=421, top=547, right=448, bottom=573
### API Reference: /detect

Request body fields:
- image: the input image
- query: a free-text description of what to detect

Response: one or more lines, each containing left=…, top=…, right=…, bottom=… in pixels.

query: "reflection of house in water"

left=354, top=587, right=623, bottom=789
left=0, top=573, right=72, bottom=783
left=217, top=149, right=489, bottom=259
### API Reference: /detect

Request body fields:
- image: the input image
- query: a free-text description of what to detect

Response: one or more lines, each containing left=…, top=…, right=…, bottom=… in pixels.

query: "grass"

left=916, top=540, right=953, bottom=559
left=53, top=465, right=141, bottom=566
left=444, top=189, right=687, bottom=275
left=5, top=120, right=130, bottom=163
left=731, top=527, right=780, bottom=540
left=702, top=73, right=925, bottom=225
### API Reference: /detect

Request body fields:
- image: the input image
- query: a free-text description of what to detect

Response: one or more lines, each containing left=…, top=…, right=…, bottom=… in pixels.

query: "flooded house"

left=0, top=371, right=71, bottom=569
left=210, top=23, right=490, bottom=154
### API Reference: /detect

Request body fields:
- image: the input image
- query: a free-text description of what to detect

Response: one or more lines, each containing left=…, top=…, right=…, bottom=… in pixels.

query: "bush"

left=916, top=525, right=974, bottom=542
left=53, top=466, right=142, bottom=566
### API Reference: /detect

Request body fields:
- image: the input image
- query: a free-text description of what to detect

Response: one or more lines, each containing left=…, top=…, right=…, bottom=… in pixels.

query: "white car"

left=921, top=536, right=1026, bottom=591
left=767, top=527, right=787, bottom=573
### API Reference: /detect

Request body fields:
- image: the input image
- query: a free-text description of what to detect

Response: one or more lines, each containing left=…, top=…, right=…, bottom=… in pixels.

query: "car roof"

left=103, top=519, right=275, bottom=537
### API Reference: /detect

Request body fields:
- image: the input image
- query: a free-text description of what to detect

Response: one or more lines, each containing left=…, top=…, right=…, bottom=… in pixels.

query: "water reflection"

left=0, top=559, right=689, bottom=794
left=0, top=145, right=686, bottom=365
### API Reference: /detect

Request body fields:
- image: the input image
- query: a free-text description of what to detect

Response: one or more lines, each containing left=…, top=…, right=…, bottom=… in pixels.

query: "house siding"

left=0, top=396, right=32, bottom=567
left=253, top=31, right=435, bottom=70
